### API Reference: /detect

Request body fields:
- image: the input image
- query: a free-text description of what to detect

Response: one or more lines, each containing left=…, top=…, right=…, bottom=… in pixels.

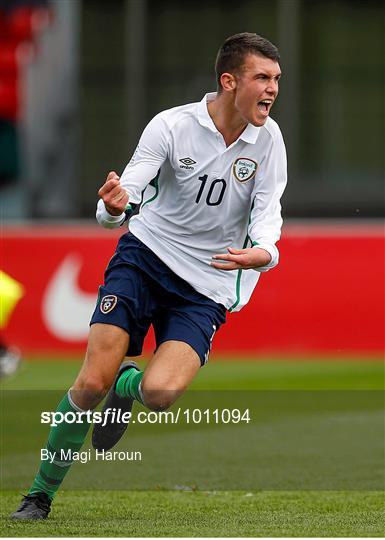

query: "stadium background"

left=1, top=0, right=384, bottom=357
left=1, top=0, right=384, bottom=537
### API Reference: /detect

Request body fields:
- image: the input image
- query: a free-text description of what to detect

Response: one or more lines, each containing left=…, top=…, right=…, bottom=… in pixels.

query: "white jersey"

left=97, top=92, right=287, bottom=311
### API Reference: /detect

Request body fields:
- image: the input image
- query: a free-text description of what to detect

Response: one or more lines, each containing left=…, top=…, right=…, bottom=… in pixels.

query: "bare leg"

left=141, top=340, right=201, bottom=411
left=12, top=323, right=131, bottom=509
left=71, top=323, right=130, bottom=410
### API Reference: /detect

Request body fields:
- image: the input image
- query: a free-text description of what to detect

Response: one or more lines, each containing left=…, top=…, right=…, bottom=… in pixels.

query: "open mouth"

left=257, top=99, right=273, bottom=114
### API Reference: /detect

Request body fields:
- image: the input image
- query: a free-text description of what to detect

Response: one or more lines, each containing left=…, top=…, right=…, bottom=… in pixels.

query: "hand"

left=98, top=171, right=129, bottom=216
left=211, top=247, right=271, bottom=271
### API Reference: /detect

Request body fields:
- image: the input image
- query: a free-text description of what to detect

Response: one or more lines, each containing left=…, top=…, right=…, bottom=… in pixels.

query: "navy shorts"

left=90, top=232, right=226, bottom=365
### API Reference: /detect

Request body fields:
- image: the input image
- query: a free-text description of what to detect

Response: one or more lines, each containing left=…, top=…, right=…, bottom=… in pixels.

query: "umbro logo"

left=179, top=157, right=196, bottom=166
left=179, top=157, right=196, bottom=170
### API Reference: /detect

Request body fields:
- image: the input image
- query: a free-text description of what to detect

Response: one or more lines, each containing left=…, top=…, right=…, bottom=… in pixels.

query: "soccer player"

left=12, top=32, right=287, bottom=520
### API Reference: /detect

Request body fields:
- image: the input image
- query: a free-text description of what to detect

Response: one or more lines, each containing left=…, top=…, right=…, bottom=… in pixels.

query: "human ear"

left=220, top=73, right=236, bottom=92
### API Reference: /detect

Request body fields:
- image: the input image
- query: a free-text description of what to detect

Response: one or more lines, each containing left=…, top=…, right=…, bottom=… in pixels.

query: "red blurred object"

left=0, top=9, right=7, bottom=38
left=0, top=41, right=34, bottom=76
left=0, top=77, right=18, bottom=120
left=2, top=223, right=384, bottom=358
left=6, top=6, right=51, bottom=42
left=0, top=42, right=19, bottom=76
left=0, top=42, right=33, bottom=120
left=0, top=5, right=53, bottom=120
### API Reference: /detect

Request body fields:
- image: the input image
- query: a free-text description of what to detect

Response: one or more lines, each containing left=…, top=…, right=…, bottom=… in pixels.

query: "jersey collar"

left=197, top=93, right=219, bottom=133
left=239, top=122, right=261, bottom=144
left=197, top=92, right=261, bottom=144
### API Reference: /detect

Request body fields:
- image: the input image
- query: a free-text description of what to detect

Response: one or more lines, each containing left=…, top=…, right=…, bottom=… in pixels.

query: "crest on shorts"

left=233, top=158, right=258, bottom=182
left=100, top=295, right=117, bottom=314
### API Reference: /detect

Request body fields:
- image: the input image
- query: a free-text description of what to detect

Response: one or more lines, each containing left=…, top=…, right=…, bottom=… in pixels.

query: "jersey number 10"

left=195, top=175, right=227, bottom=206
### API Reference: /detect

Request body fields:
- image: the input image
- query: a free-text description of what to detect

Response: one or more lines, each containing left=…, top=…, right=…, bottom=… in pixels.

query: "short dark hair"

left=215, top=32, right=280, bottom=91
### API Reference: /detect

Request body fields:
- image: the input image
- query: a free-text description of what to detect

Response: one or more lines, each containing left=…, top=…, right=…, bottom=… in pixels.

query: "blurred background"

left=1, top=0, right=384, bottom=219
left=1, top=0, right=384, bottom=360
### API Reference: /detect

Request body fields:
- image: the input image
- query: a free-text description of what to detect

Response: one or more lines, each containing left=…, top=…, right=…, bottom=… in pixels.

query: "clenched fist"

left=98, top=171, right=129, bottom=216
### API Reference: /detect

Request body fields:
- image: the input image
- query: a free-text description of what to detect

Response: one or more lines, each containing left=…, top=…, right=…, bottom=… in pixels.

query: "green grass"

left=2, top=356, right=384, bottom=390
left=2, top=490, right=384, bottom=537
left=1, top=357, right=384, bottom=537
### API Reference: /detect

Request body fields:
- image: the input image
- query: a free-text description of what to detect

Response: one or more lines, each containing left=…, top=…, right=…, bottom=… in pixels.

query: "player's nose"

left=266, top=80, right=278, bottom=95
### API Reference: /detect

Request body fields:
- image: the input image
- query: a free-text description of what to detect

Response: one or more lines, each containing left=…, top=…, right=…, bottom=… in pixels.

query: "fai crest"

left=100, top=295, right=118, bottom=314
left=233, top=158, right=258, bottom=182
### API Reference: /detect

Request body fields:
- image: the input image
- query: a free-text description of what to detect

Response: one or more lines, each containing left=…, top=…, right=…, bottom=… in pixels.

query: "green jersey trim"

left=228, top=234, right=250, bottom=313
left=229, top=269, right=243, bottom=312
left=228, top=201, right=255, bottom=312
left=142, top=169, right=161, bottom=207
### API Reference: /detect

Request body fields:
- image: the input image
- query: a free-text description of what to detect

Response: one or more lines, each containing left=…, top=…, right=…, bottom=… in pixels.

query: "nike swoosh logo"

left=43, top=254, right=97, bottom=341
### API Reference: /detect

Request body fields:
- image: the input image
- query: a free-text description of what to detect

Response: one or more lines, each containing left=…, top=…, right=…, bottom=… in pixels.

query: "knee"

left=143, top=395, right=173, bottom=412
left=141, top=380, right=178, bottom=412
left=71, top=374, right=110, bottom=409
left=74, top=373, right=110, bottom=397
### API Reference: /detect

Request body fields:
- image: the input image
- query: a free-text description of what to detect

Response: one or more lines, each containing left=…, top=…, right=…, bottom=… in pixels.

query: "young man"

left=12, top=32, right=286, bottom=520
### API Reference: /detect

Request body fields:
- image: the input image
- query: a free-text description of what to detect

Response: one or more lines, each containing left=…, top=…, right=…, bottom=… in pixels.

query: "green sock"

left=115, top=368, right=144, bottom=404
left=29, top=391, right=90, bottom=500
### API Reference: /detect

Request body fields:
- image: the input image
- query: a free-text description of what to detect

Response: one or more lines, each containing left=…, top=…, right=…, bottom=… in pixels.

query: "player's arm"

left=211, top=246, right=272, bottom=270
left=96, top=113, right=169, bottom=228
left=212, top=129, right=287, bottom=271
